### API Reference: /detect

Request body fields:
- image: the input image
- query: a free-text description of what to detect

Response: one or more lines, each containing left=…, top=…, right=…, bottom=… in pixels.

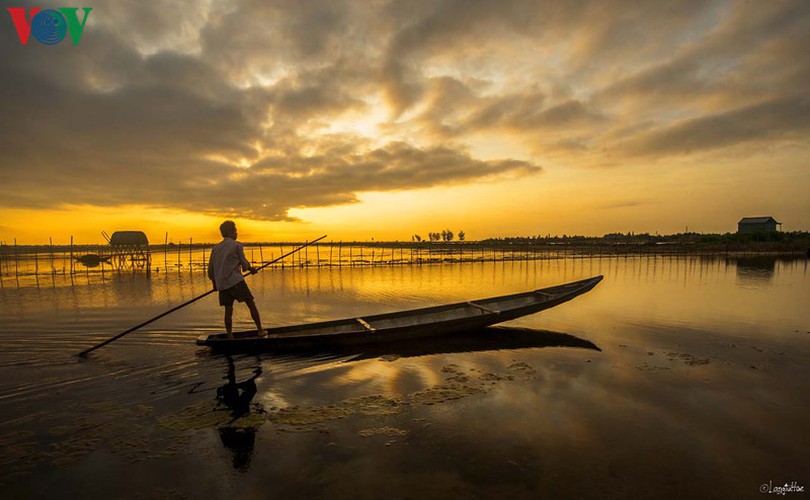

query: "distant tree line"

left=412, top=230, right=466, bottom=242
left=479, top=231, right=810, bottom=244
left=405, top=230, right=808, bottom=246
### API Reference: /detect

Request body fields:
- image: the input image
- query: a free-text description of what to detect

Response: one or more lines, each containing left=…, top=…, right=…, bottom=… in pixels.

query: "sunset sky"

left=1, top=0, right=808, bottom=244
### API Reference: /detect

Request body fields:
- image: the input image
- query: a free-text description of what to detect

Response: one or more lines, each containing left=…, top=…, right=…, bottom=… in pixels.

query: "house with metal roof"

left=737, top=217, right=781, bottom=234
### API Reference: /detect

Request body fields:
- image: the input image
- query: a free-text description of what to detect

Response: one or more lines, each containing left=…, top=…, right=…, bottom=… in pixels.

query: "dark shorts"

left=218, top=281, right=254, bottom=307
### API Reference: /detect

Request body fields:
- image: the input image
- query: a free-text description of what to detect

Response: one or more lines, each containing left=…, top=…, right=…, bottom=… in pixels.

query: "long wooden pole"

left=78, top=235, right=327, bottom=357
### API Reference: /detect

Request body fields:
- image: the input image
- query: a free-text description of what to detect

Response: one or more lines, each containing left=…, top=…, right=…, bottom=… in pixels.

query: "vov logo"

left=7, top=7, right=92, bottom=45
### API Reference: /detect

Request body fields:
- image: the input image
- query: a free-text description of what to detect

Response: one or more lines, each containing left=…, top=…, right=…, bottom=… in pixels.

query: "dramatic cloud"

left=616, top=96, right=810, bottom=157
left=1, top=0, right=808, bottom=223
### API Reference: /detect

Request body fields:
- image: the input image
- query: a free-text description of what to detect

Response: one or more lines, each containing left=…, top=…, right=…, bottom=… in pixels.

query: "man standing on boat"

left=208, top=221, right=265, bottom=339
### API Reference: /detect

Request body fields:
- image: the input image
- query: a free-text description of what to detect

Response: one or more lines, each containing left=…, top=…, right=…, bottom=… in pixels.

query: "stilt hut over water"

left=109, top=231, right=151, bottom=270
left=737, top=217, right=781, bottom=234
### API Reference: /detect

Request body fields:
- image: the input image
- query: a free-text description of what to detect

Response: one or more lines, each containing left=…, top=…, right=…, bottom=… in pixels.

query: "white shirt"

left=208, top=237, right=251, bottom=291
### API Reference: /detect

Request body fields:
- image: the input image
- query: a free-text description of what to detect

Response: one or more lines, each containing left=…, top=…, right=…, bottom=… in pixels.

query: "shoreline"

left=2, top=240, right=809, bottom=256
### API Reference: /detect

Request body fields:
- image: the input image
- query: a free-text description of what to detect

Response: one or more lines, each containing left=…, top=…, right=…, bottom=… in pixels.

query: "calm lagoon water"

left=1, top=255, right=808, bottom=499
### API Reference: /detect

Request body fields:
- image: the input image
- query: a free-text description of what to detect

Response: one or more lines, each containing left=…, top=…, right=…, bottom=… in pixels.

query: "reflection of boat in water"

left=197, top=276, right=603, bottom=352
left=338, top=326, right=601, bottom=361
left=75, top=254, right=112, bottom=267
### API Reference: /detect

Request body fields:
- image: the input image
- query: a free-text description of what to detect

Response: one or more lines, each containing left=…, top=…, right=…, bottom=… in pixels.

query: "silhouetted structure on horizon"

left=108, top=230, right=151, bottom=271
left=738, top=216, right=781, bottom=234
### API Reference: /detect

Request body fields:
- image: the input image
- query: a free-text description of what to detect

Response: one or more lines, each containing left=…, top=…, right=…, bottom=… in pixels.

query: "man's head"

left=220, top=220, right=237, bottom=239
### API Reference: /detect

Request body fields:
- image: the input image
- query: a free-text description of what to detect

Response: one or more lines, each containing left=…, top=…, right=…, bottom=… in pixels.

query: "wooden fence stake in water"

left=14, top=238, right=19, bottom=288
left=164, top=232, right=169, bottom=273
left=69, top=235, right=75, bottom=285
left=49, top=237, right=55, bottom=278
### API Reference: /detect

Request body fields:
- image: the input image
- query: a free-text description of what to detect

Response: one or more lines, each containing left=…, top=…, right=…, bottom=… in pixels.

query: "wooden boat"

left=75, top=254, right=112, bottom=267
left=196, top=275, right=603, bottom=351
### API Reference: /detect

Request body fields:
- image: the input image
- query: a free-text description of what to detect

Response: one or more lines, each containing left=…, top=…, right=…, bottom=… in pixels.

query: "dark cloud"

left=406, top=78, right=606, bottom=142
left=464, top=97, right=606, bottom=133
left=380, top=0, right=551, bottom=114
left=593, top=2, right=810, bottom=111
left=269, top=62, right=372, bottom=121
left=616, top=96, right=810, bottom=157
left=186, top=142, right=540, bottom=220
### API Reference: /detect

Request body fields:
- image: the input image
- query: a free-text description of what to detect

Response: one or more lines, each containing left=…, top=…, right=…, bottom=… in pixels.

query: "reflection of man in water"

left=218, top=357, right=261, bottom=418
left=208, top=220, right=264, bottom=339
left=217, top=356, right=262, bottom=473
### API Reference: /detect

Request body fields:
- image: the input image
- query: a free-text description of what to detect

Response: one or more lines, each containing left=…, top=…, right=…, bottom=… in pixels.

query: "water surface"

left=1, top=256, right=808, bottom=498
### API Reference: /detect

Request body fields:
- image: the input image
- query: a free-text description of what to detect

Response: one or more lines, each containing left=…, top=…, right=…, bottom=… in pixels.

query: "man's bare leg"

left=246, top=300, right=264, bottom=337
left=224, top=305, right=234, bottom=339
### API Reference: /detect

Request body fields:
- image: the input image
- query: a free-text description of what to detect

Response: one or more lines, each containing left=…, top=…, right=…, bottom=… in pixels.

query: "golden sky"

left=1, top=0, right=809, bottom=244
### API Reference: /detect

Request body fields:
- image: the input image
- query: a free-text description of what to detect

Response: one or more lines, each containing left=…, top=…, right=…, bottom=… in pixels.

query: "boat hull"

left=196, top=275, right=603, bottom=351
